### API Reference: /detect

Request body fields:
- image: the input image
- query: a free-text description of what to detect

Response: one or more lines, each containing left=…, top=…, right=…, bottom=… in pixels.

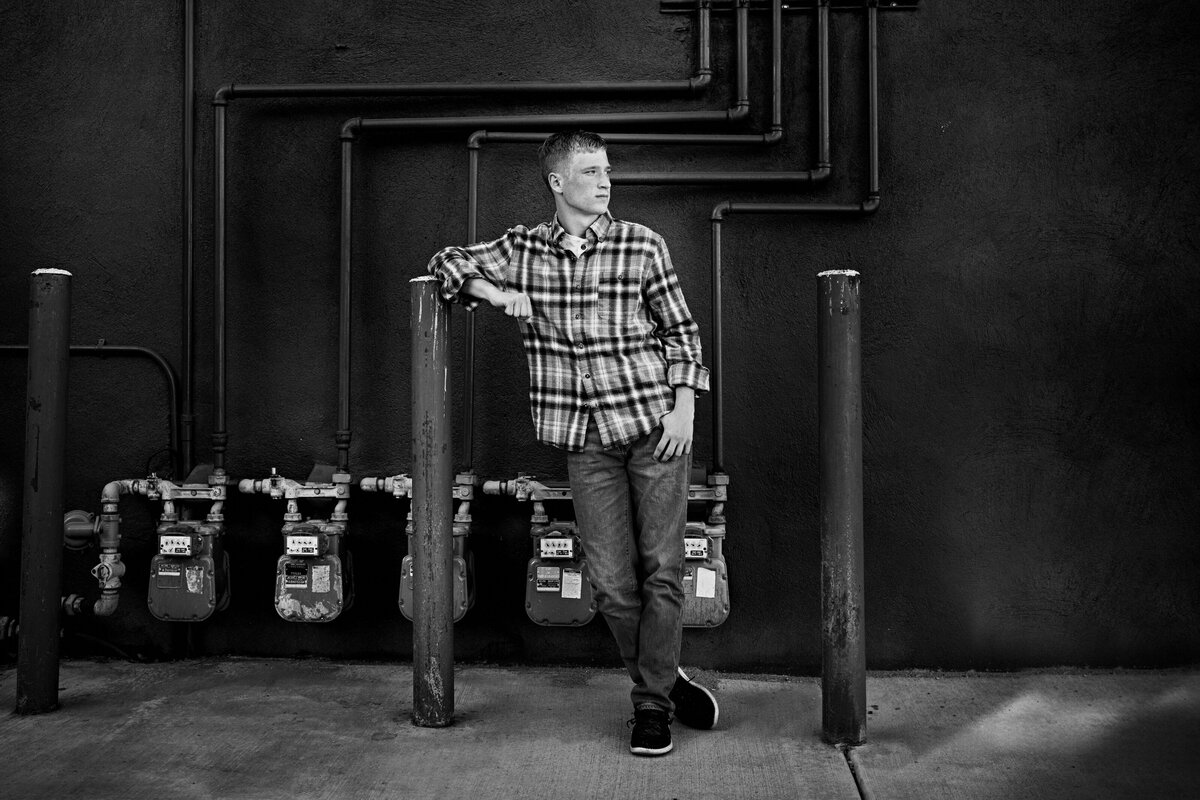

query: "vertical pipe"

left=181, top=0, right=195, bottom=476
left=710, top=214, right=725, bottom=473
left=16, top=269, right=71, bottom=715
left=212, top=102, right=227, bottom=472
left=337, top=138, right=353, bottom=471
left=463, top=146, right=479, bottom=470
left=866, top=1, right=879, bottom=198
left=818, top=0, right=831, bottom=168
left=410, top=277, right=454, bottom=728
left=818, top=269, right=866, bottom=745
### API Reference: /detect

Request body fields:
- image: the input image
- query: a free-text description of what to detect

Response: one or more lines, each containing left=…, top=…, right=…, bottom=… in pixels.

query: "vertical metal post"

left=16, top=269, right=71, bottom=715
left=818, top=269, right=866, bottom=745
left=410, top=276, right=454, bottom=727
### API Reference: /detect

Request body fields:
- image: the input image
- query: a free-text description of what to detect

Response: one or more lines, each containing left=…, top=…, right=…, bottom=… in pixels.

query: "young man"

left=427, top=130, right=718, bottom=756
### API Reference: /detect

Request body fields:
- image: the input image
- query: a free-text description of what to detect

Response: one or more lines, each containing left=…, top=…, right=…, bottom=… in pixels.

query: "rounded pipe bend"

left=213, top=84, right=234, bottom=105
left=93, top=592, right=120, bottom=617
left=712, top=201, right=732, bottom=222
left=726, top=102, right=751, bottom=124
left=811, top=164, right=832, bottom=183
left=340, top=118, right=362, bottom=141
left=689, top=72, right=714, bottom=94
left=467, top=130, right=488, bottom=149
left=101, top=480, right=134, bottom=506
left=861, top=194, right=881, bottom=214
left=762, top=127, right=784, bottom=146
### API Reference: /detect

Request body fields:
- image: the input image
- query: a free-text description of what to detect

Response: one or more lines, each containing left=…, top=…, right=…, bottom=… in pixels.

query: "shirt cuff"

left=668, top=362, right=711, bottom=395
left=435, top=267, right=485, bottom=310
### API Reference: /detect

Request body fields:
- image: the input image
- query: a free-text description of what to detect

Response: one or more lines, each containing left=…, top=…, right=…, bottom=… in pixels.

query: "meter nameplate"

left=284, top=561, right=309, bottom=589
left=286, top=535, right=320, bottom=556
left=156, top=563, right=182, bottom=589
left=539, top=537, right=574, bottom=559
left=684, top=536, right=709, bottom=560
left=536, top=566, right=561, bottom=592
left=160, top=535, right=194, bottom=557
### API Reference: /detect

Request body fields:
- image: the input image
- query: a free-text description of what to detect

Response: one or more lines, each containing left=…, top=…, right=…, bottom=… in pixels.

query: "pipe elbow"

left=712, top=201, right=732, bottom=222
left=762, top=127, right=784, bottom=146
left=213, top=84, right=234, bottom=105
left=101, top=480, right=133, bottom=506
left=811, top=164, right=832, bottom=183
left=726, top=102, right=751, bottom=124
left=689, top=72, right=714, bottom=94
left=861, top=194, right=881, bottom=214
left=93, top=592, right=120, bottom=617
left=340, top=118, right=361, bottom=141
left=467, top=130, right=488, bottom=149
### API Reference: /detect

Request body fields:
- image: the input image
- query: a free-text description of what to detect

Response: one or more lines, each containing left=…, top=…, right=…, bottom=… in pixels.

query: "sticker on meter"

left=536, top=566, right=561, bottom=592
left=684, top=537, right=709, bottom=560
left=539, top=537, right=574, bottom=559
left=286, top=535, right=320, bottom=556
left=561, top=567, right=583, bottom=599
left=159, top=535, right=193, bottom=556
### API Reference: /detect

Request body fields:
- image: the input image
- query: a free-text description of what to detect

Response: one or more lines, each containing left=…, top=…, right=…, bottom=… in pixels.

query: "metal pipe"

left=706, top=0, right=880, bottom=470
left=410, top=277, right=454, bottom=728
left=212, top=102, right=227, bottom=473
left=1, top=344, right=180, bottom=478
left=818, top=269, right=865, bottom=745
left=16, top=269, right=71, bottom=715
left=208, top=3, right=715, bottom=471
left=181, top=0, right=195, bottom=474
left=337, top=138, right=353, bottom=471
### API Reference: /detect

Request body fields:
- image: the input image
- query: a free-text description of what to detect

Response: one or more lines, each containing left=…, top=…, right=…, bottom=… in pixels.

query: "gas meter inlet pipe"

left=16, top=269, right=71, bottom=716
left=410, top=277, right=455, bottom=727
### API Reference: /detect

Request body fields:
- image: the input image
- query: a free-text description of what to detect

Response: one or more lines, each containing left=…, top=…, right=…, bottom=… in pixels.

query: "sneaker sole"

left=630, top=742, right=674, bottom=756
left=674, top=667, right=719, bottom=729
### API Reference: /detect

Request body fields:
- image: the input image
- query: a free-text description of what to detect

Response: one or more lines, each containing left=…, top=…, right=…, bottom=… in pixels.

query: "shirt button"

left=574, top=313, right=581, bottom=319
left=583, top=373, right=591, bottom=379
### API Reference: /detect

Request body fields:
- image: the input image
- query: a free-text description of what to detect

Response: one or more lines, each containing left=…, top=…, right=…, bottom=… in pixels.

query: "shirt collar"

left=551, top=211, right=613, bottom=247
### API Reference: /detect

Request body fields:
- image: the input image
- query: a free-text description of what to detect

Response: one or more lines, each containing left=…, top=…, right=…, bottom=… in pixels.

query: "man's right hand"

left=492, top=290, right=532, bottom=322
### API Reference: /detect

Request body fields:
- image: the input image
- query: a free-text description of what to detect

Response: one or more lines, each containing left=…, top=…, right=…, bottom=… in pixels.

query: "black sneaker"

left=628, top=706, right=673, bottom=756
left=669, top=667, right=719, bottom=730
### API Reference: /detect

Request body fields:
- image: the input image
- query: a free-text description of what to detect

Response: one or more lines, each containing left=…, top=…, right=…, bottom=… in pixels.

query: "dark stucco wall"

left=1, top=1, right=1197, bottom=671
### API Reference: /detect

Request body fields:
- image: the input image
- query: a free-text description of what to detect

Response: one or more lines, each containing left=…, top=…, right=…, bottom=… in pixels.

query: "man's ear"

left=547, top=172, right=564, bottom=195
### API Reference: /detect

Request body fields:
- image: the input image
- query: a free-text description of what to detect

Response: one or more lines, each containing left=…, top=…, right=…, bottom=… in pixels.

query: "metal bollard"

left=410, top=277, right=454, bottom=727
left=17, top=269, right=72, bottom=715
left=818, top=269, right=866, bottom=745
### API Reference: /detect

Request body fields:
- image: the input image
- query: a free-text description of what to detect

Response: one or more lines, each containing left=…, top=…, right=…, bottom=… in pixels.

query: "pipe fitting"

left=93, top=591, right=120, bottom=617
left=101, top=479, right=134, bottom=510
left=340, top=118, right=361, bottom=141
left=467, top=130, right=488, bottom=149
left=213, top=84, right=234, bottom=106
left=91, top=552, right=125, bottom=589
left=688, top=72, right=714, bottom=94
left=860, top=194, right=881, bottom=214
left=711, top=201, right=732, bottom=222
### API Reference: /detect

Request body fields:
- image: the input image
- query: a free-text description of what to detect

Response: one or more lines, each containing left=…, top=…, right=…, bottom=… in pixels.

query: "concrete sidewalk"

left=1, top=659, right=1197, bottom=799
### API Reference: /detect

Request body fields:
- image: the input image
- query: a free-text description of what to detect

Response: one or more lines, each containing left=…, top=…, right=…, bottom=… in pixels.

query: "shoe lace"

left=628, top=708, right=671, bottom=733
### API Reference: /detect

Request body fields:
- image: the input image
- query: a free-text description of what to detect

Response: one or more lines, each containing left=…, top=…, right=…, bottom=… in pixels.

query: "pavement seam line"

left=840, top=745, right=876, bottom=800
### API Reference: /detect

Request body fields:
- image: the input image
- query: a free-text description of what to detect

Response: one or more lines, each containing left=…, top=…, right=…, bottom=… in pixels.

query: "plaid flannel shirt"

left=427, top=212, right=710, bottom=451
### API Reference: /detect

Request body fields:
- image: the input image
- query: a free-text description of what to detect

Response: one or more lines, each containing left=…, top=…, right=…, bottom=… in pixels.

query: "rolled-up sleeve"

left=426, top=227, right=524, bottom=307
left=644, top=236, right=710, bottom=396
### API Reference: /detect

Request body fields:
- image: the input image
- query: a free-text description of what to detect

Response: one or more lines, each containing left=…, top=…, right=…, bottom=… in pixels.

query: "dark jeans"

left=567, top=416, right=690, bottom=712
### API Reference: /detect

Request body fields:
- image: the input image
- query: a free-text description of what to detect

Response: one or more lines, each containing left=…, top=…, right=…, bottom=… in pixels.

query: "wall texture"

left=1, top=0, right=1197, bottom=671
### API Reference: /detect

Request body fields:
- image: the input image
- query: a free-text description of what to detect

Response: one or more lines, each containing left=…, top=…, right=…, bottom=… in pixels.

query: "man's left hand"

left=655, top=407, right=693, bottom=462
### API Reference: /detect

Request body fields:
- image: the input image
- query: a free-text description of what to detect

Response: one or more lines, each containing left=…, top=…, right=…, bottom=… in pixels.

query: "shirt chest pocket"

left=596, top=263, right=643, bottom=322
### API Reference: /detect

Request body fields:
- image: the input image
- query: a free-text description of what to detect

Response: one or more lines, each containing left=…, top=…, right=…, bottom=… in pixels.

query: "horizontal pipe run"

left=216, top=80, right=708, bottom=103
left=0, top=344, right=181, bottom=478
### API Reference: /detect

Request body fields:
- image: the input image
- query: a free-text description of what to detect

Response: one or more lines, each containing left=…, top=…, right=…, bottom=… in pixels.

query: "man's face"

left=552, top=148, right=611, bottom=218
